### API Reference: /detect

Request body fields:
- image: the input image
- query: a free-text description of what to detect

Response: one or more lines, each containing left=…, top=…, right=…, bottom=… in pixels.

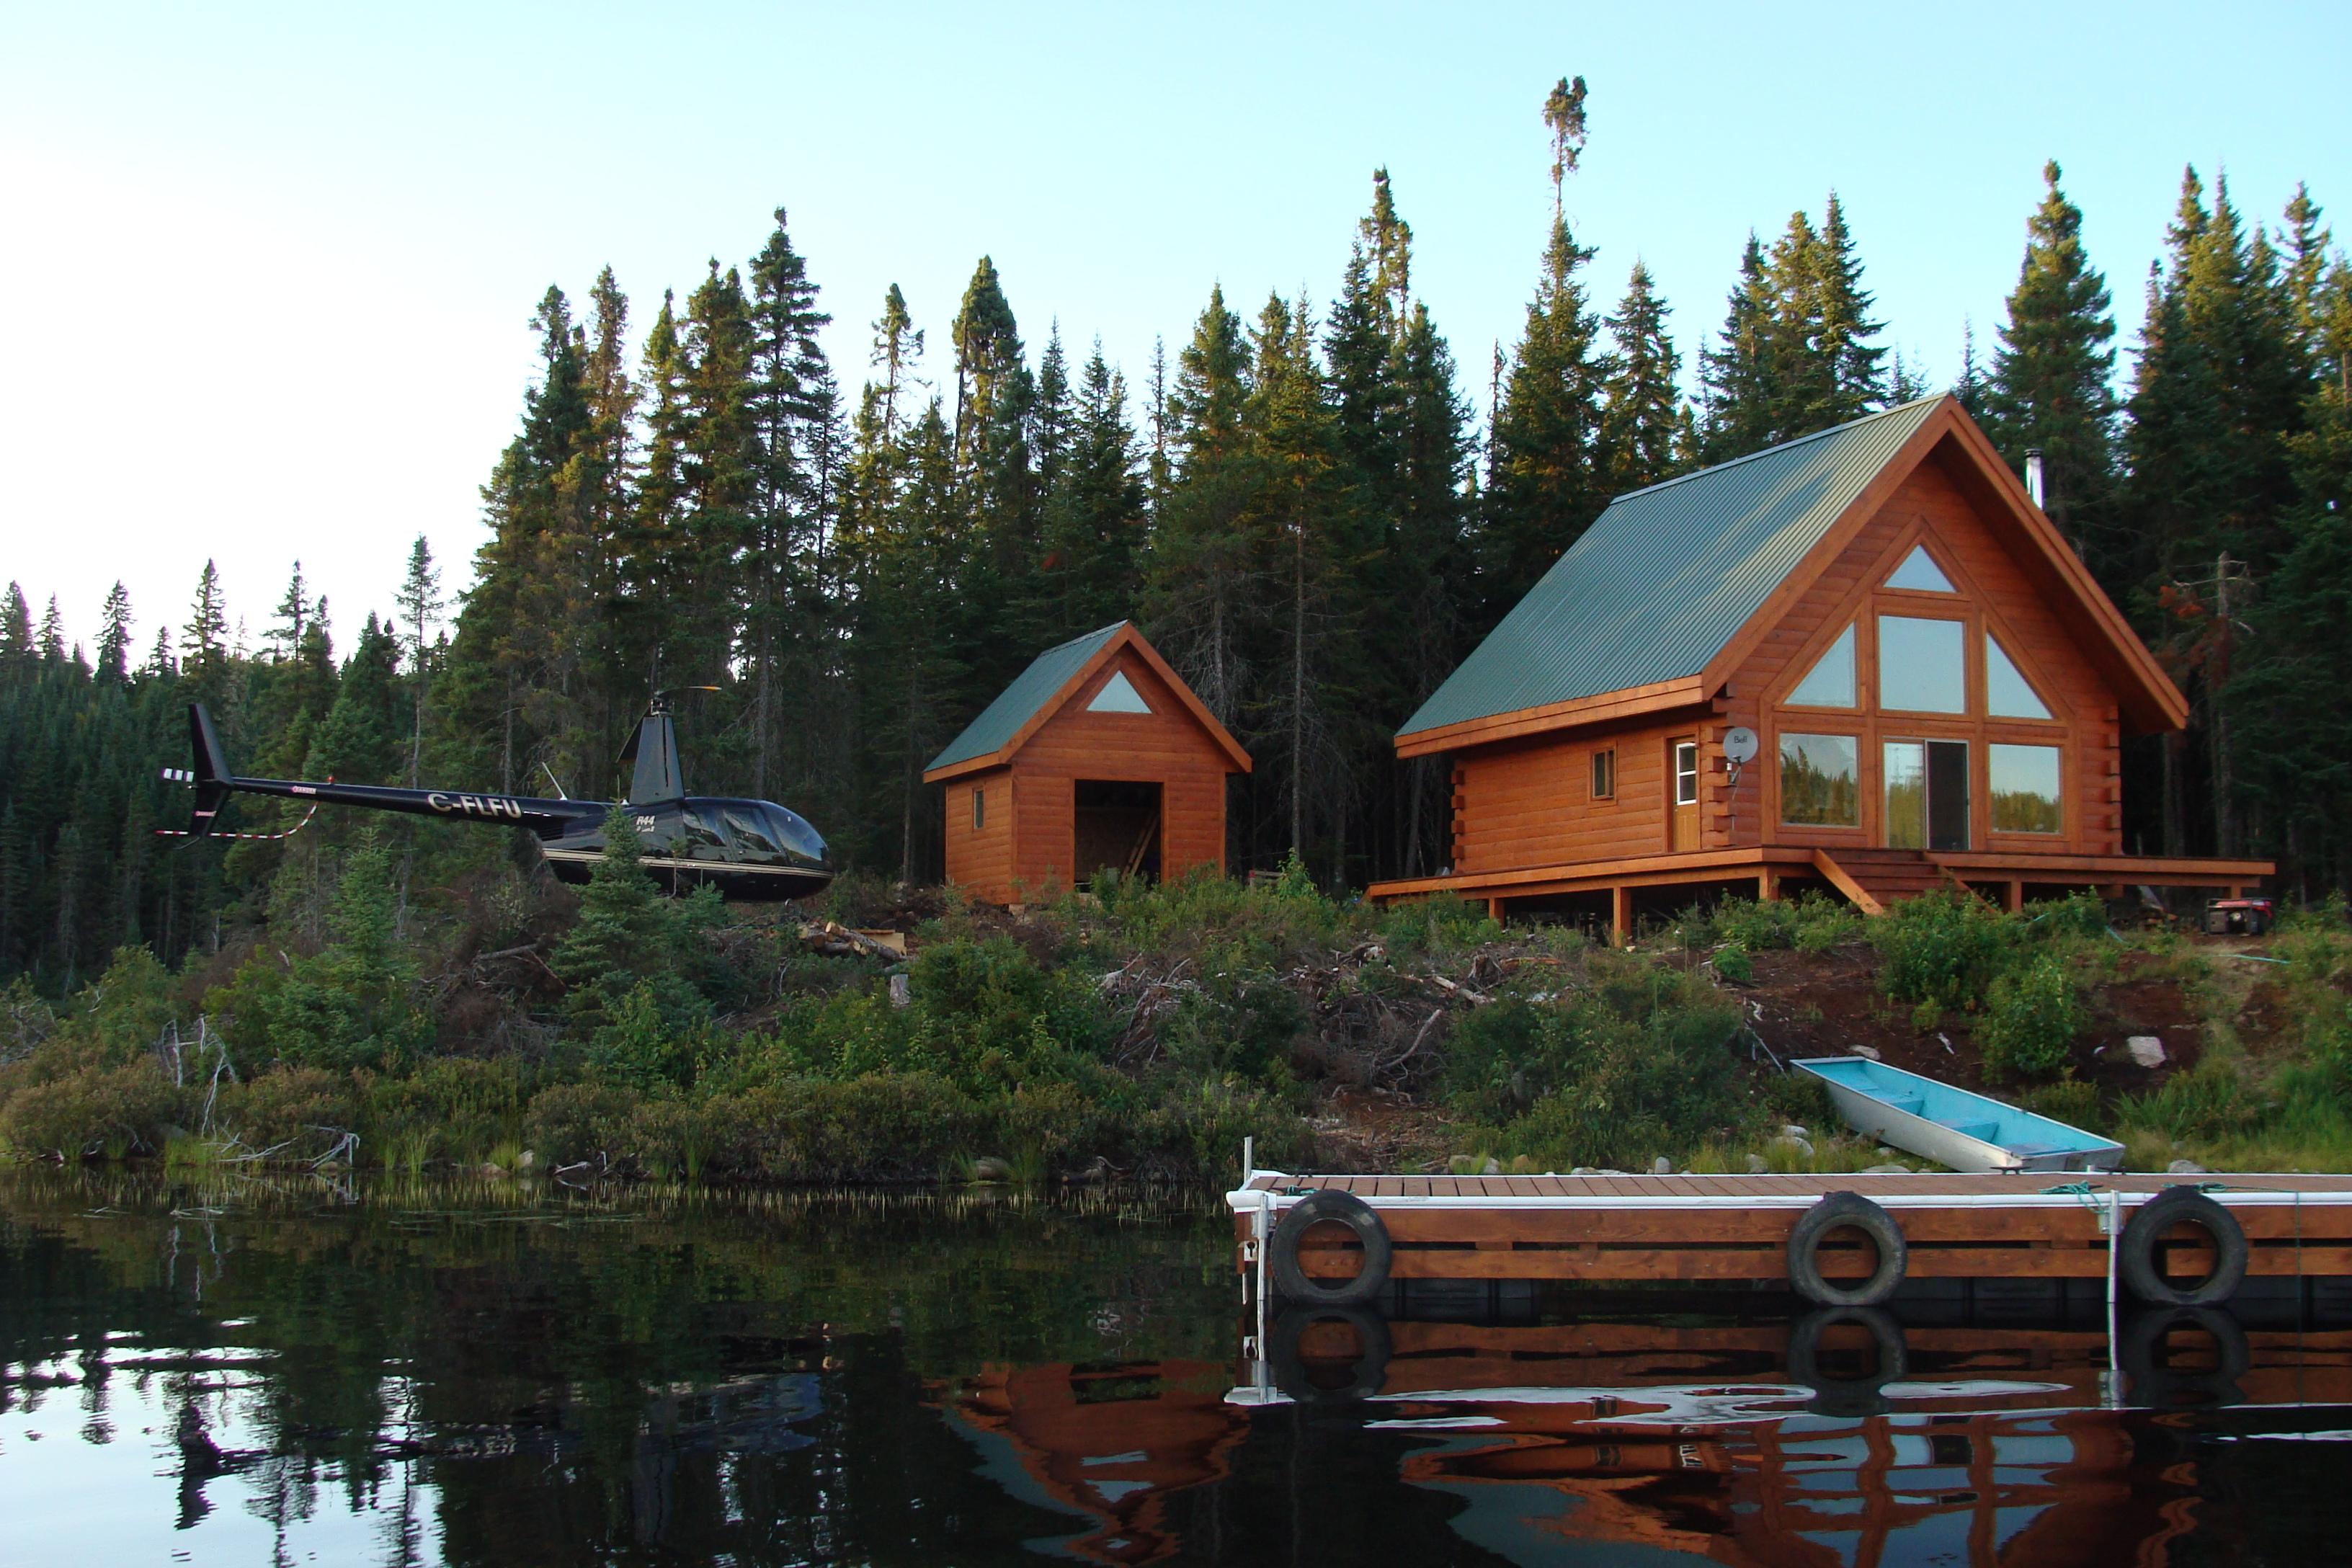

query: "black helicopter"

left=164, top=694, right=834, bottom=901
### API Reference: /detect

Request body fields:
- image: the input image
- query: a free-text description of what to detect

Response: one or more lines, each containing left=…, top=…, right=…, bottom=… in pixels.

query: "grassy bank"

left=4, top=822, right=2351, bottom=1180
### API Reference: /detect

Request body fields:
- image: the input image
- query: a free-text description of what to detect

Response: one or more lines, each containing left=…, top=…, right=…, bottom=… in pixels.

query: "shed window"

left=1878, top=615, right=1968, bottom=713
left=1780, top=733, right=1860, bottom=827
left=1590, top=748, right=1616, bottom=800
left=1674, top=741, right=1699, bottom=806
left=1886, top=545, right=1956, bottom=592
left=1087, top=671, right=1152, bottom=713
left=1985, top=634, right=2053, bottom=720
left=1990, top=744, right=2063, bottom=833
left=1786, top=624, right=1856, bottom=708
left=972, top=787, right=985, bottom=831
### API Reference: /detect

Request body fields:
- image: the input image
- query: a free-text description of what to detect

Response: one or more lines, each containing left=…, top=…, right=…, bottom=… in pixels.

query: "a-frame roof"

left=1396, top=396, right=2185, bottom=756
left=923, top=621, right=1252, bottom=780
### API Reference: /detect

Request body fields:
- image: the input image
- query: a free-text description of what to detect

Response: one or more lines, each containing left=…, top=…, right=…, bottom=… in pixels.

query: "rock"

left=2126, top=1035, right=2167, bottom=1069
left=1848, top=1046, right=1882, bottom=1062
left=1861, top=1162, right=1912, bottom=1175
left=2167, top=1157, right=2208, bottom=1175
left=1781, top=1124, right=1809, bottom=1140
left=1745, top=1154, right=1770, bottom=1174
left=517, top=1149, right=536, bottom=1172
left=479, top=1162, right=503, bottom=1179
left=1771, top=1134, right=1814, bottom=1159
left=1448, top=1154, right=1482, bottom=1175
left=1652, top=1156, right=1673, bottom=1175
left=888, top=973, right=912, bottom=1008
left=970, top=1156, right=1014, bottom=1183
left=1482, top=1157, right=1502, bottom=1175
left=1569, top=1165, right=1600, bottom=1175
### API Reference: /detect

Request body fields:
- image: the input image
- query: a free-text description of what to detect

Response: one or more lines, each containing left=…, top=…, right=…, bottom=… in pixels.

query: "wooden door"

left=1669, top=737, right=1699, bottom=851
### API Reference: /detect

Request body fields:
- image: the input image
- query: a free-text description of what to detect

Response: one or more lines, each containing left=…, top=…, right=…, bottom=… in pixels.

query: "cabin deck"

left=1365, top=846, right=2274, bottom=934
left=1229, top=1170, right=2352, bottom=1288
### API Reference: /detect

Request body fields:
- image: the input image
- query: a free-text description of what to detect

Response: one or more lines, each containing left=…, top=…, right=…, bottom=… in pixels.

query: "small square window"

left=1591, top=749, right=1616, bottom=800
left=1674, top=741, right=1699, bottom=806
left=972, top=787, right=985, bottom=831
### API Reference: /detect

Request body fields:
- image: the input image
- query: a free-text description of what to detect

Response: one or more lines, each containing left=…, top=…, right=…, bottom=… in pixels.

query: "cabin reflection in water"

left=947, top=1360, right=1249, bottom=1565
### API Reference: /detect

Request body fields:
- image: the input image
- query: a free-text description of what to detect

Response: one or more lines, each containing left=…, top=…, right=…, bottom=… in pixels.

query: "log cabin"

left=1368, top=396, right=2271, bottom=935
left=925, top=621, right=1251, bottom=905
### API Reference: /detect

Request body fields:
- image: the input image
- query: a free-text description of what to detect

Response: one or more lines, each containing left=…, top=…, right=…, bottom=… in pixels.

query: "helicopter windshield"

left=716, top=801, right=827, bottom=867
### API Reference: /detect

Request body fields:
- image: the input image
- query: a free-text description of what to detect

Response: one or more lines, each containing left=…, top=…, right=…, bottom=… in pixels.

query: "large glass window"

left=1883, top=741, right=1925, bottom=849
left=1878, top=615, right=1967, bottom=713
left=1780, top=733, right=1860, bottom=826
left=1990, top=744, right=2063, bottom=833
left=1787, top=624, right=1856, bottom=708
left=1986, top=633, right=2053, bottom=719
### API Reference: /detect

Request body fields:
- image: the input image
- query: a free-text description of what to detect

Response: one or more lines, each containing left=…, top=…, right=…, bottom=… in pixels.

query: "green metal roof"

left=926, top=621, right=1127, bottom=772
left=1399, top=397, right=1945, bottom=740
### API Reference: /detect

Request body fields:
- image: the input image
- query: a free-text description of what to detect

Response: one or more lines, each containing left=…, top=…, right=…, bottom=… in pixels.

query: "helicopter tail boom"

left=182, top=703, right=236, bottom=837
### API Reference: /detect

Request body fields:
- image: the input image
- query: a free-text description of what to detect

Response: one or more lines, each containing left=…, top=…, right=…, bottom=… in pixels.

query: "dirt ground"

left=1734, top=943, right=2209, bottom=1099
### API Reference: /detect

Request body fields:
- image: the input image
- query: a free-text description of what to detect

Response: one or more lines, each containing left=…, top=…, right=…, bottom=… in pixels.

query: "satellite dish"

left=1724, top=726, right=1760, bottom=765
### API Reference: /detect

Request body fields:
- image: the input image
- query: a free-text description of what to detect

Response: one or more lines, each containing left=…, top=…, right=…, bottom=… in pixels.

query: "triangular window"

left=1886, top=545, right=1956, bottom=593
left=1786, top=624, right=1856, bottom=708
left=1986, top=633, right=2052, bottom=719
left=1087, top=670, right=1152, bottom=713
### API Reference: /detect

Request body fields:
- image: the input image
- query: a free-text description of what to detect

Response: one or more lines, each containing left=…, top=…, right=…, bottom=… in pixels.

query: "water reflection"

left=6, top=1170, right=2352, bottom=1565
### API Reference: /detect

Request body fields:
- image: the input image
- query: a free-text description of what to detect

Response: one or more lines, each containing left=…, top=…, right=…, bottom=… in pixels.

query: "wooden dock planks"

left=1234, top=1170, right=2352, bottom=1286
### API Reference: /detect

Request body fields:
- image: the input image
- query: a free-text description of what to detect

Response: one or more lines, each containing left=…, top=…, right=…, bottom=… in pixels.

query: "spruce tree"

left=1984, top=161, right=2119, bottom=547
left=181, top=561, right=230, bottom=704
left=1699, top=235, right=1780, bottom=460
left=1599, top=260, right=1685, bottom=492
left=1484, top=208, right=1606, bottom=612
left=94, top=583, right=132, bottom=684
left=395, top=537, right=442, bottom=786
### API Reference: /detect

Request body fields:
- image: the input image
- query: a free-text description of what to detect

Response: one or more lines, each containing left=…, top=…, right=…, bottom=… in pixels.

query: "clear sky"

left=4, top=1, right=2345, bottom=654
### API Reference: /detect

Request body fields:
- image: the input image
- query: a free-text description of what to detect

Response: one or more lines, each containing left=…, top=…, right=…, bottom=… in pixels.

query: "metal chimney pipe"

left=2023, top=449, right=2046, bottom=509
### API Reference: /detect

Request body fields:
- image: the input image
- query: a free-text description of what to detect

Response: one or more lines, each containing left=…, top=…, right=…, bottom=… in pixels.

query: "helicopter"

left=163, top=692, right=834, bottom=901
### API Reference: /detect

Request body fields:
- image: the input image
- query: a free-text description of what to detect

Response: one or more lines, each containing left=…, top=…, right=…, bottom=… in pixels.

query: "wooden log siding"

left=942, top=770, right=1014, bottom=899
left=942, top=648, right=1241, bottom=904
left=1445, top=444, right=2137, bottom=876
left=1731, top=449, right=2122, bottom=856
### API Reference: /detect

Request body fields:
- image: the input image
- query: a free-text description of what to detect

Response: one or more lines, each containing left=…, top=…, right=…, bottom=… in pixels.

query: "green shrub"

left=1379, top=893, right=1503, bottom=959
left=0, top=1059, right=185, bottom=1159
left=2023, top=891, right=2111, bottom=943
left=222, top=1066, right=357, bottom=1152
left=2019, top=1075, right=2103, bottom=1131
left=523, top=1081, right=635, bottom=1166
left=1713, top=944, right=1754, bottom=984
left=1870, top=891, right=2016, bottom=1010
left=2118, top=1058, right=2266, bottom=1144
left=1977, top=954, right=2082, bottom=1079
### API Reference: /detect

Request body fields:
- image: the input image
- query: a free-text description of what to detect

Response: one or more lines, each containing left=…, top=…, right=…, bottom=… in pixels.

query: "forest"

left=2, top=84, right=2349, bottom=999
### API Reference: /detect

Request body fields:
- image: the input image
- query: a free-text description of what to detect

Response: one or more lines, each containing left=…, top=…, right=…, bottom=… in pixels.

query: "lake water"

left=5, top=1170, right=2352, bottom=1566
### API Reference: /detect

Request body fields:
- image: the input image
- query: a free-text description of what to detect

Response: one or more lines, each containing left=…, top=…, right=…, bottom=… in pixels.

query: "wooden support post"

left=1759, top=869, right=1781, bottom=903
left=1487, top=896, right=1505, bottom=924
left=2005, top=879, right=2023, bottom=913
left=1611, top=885, right=1632, bottom=945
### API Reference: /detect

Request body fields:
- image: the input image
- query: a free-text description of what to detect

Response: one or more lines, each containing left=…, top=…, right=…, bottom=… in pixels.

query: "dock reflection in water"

left=1221, top=1291, right=2352, bottom=1566
left=8, top=1173, right=2352, bottom=1565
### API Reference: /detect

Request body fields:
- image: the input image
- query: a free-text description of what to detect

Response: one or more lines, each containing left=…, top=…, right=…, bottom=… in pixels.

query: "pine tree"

left=1809, top=192, right=1889, bottom=422
left=94, top=583, right=132, bottom=684
left=1036, top=341, right=1144, bottom=636
left=0, top=584, right=30, bottom=666
left=36, top=598, right=64, bottom=662
left=1699, top=234, right=1780, bottom=460
left=1144, top=286, right=1255, bottom=725
left=1983, top=161, right=2118, bottom=548
left=1484, top=209, right=1606, bottom=612
left=181, top=561, right=230, bottom=703
left=1599, top=260, right=1685, bottom=492
left=746, top=208, right=834, bottom=795
left=395, top=537, right=442, bottom=786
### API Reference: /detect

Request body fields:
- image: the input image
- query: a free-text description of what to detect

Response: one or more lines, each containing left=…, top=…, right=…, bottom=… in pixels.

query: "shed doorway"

left=1074, top=780, right=1162, bottom=886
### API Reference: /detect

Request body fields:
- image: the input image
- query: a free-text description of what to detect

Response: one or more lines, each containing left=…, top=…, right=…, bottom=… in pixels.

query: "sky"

left=4, top=1, right=2346, bottom=655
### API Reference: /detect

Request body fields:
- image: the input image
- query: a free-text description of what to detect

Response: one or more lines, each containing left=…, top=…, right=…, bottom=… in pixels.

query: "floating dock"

left=1229, top=1170, right=2352, bottom=1301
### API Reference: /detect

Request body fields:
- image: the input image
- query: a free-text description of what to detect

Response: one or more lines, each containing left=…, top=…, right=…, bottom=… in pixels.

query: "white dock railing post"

left=2106, top=1188, right=2123, bottom=1406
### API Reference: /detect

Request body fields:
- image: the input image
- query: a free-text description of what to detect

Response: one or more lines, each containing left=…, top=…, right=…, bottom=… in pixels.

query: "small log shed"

left=923, top=622, right=1251, bottom=904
